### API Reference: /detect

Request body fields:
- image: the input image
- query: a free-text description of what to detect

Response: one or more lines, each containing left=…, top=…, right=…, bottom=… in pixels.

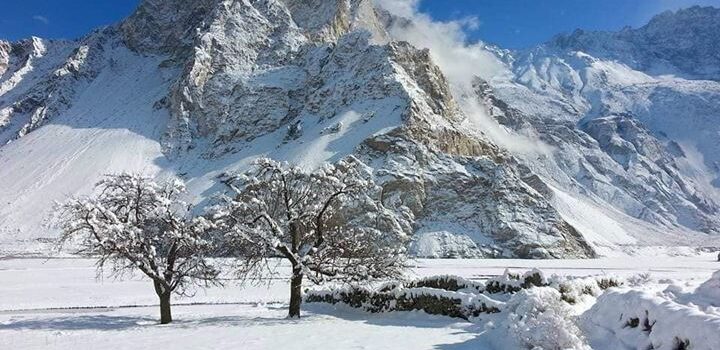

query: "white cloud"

left=375, top=0, right=504, bottom=87
left=32, top=15, right=49, bottom=25
left=374, top=0, right=554, bottom=156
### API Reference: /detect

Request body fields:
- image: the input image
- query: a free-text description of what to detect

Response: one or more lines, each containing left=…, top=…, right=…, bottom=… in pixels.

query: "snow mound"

left=583, top=276, right=720, bottom=350
left=694, top=270, right=720, bottom=304
left=495, top=287, right=591, bottom=350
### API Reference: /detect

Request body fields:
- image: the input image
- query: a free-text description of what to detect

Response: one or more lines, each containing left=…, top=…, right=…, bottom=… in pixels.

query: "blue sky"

left=1, top=0, right=719, bottom=48
left=419, top=0, right=720, bottom=48
left=0, top=0, right=138, bottom=42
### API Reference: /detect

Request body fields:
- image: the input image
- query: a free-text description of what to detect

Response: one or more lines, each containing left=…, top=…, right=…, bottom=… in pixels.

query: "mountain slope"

left=374, top=3, right=720, bottom=254
left=0, top=33, right=172, bottom=252
left=480, top=7, right=720, bottom=247
left=0, top=0, right=597, bottom=258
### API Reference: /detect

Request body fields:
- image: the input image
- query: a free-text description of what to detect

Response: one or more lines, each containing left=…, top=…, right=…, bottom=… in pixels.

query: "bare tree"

left=213, top=157, right=408, bottom=318
left=56, top=174, right=220, bottom=324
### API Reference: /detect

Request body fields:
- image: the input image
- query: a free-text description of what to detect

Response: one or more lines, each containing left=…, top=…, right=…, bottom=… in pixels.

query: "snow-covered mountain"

left=549, top=5, right=720, bottom=81
left=481, top=6, right=720, bottom=250
left=1, top=1, right=718, bottom=258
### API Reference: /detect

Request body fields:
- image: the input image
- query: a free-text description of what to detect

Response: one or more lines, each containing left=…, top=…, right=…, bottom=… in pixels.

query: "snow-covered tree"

left=213, top=157, right=408, bottom=318
left=56, top=174, right=220, bottom=324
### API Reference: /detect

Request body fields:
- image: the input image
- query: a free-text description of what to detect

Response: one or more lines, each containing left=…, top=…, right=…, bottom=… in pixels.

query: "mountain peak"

left=647, top=5, right=720, bottom=26
left=546, top=6, right=720, bottom=80
left=120, top=0, right=219, bottom=53
left=120, top=0, right=388, bottom=54
left=642, top=5, right=720, bottom=40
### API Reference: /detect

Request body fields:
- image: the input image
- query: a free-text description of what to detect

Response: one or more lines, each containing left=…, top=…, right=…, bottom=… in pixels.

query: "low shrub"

left=486, top=269, right=548, bottom=294
left=306, top=275, right=504, bottom=320
left=597, top=277, right=623, bottom=290
left=504, top=288, right=591, bottom=349
left=309, top=271, right=623, bottom=322
left=406, top=275, right=484, bottom=293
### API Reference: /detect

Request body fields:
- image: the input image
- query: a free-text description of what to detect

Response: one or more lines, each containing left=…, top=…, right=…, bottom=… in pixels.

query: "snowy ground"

left=1, top=255, right=719, bottom=349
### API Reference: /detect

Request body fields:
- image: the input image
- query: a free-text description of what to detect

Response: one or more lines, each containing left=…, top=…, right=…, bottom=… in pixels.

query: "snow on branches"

left=56, top=173, right=220, bottom=324
left=213, top=156, right=408, bottom=317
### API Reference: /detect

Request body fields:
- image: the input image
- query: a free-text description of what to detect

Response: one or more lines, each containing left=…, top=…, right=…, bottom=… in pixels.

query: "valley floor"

left=1, top=255, right=718, bottom=349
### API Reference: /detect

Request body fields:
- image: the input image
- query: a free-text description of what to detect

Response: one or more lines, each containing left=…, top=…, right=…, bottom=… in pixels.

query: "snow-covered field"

left=2, top=255, right=719, bottom=349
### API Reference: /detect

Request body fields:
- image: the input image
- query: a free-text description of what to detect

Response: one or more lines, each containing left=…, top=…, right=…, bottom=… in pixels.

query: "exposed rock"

left=0, top=32, right=111, bottom=144
left=0, top=41, right=11, bottom=77
left=120, top=0, right=220, bottom=55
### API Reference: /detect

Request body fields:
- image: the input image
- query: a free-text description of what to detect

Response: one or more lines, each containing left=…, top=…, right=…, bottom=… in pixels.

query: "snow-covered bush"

left=552, top=275, right=623, bottom=304
left=596, top=277, right=623, bottom=290
left=306, top=282, right=501, bottom=320
left=213, top=156, right=408, bottom=318
left=498, top=287, right=590, bottom=350
left=56, top=174, right=220, bottom=324
left=626, top=272, right=652, bottom=287
left=405, top=275, right=485, bottom=293
left=307, top=271, right=621, bottom=322
left=310, top=270, right=681, bottom=349
left=485, top=269, right=549, bottom=294
left=556, top=280, right=600, bottom=305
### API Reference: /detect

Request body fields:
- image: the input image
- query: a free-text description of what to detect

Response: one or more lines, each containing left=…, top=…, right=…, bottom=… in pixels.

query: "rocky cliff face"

left=0, top=41, right=11, bottom=77
left=2, top=28, right=138, bottom=145
left=125, top=0, right=395, bottom=156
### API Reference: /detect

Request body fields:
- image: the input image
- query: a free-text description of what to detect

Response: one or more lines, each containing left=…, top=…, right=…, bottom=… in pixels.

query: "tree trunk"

left=288, top=268, right=303, bottom=318
left=159, top=292, right=172, bottom=324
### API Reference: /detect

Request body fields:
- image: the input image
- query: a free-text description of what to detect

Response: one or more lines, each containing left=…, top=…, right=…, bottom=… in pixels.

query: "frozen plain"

left=1, top=254, right=719, bottom=349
